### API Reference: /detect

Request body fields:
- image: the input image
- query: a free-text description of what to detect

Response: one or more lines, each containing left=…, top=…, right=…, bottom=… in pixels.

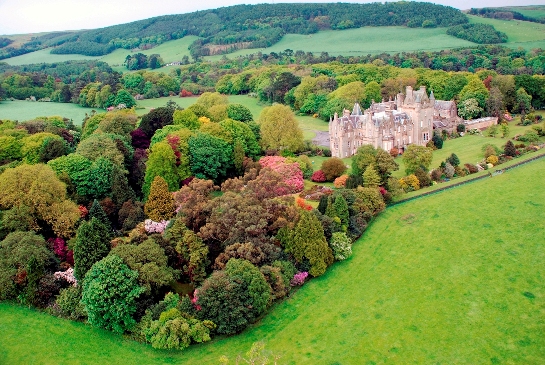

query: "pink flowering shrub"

left=191, top=289, right=202, bottom=311
left=311, top=170, right=327, bottom=182
left=290, top=271, right=308, bottom=286
left=258, top=156, right=304, bottom=193
left=54, top=267, right=77, bottom=287
left=48, top=237, right=74, bottom=265
left=144, top=219, right=170, bottom=234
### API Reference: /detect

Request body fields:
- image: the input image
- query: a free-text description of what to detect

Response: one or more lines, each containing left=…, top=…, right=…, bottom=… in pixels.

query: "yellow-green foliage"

left=0, top=163, right=80, bottom=238
left=144, top=176, right=175, bottom=222
left=258, top=104, right=304, bottom=153
left=486, top=154, right=499, bottom=166
left=21, top=132, right=63, bottom=164
left=400, top=174, right=420, bottom=191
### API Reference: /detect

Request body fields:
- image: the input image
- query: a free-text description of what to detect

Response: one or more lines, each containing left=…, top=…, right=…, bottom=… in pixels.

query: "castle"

left=329, top=86, right=461, bottom=158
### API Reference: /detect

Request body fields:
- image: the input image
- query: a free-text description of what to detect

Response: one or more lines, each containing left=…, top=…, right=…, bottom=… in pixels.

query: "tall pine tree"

left=73, top=217, right=112, bottom=280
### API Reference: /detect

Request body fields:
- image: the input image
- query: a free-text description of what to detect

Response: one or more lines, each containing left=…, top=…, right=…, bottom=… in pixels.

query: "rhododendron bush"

left=259, top=156, right=304, bottom=193
left=290, top=271, right=308, bottom=286
left=144, top=219, right=170, bottom=234
left=54, top=267, right=77, bottom=287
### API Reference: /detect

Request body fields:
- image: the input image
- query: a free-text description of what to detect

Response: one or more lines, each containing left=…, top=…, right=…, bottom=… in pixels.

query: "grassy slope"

left=2, top=36, right=199, bottom=69
left=0, top=99, right=97, bottom=125
left=1, top=157, right=544, bottom=364
left=206, top=26, right=476, bottom=61
left=506, top=6, right=545, bottom=19
left=468, top=14, right=545, bottom=50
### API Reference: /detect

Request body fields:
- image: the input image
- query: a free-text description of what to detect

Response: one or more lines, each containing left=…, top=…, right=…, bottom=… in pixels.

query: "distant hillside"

left=0, top=2, right=467, bottom=61
left=468, top=6, right=545, bottom=24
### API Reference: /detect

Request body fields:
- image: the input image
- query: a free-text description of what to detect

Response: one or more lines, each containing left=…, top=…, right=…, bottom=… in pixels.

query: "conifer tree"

left=333, top=195, right=350, bottom=229
left=504, top=140, right=517, bottom=157
left=73, top=217, right=113, bottom=280
left=363, top=164, right=381, bottom=188
left=447, top=153, right=460, bottom=167
left=142, top=141, right=179, bottom=199
left=89, top=199, right=110, bottom=226
left=283, top=210, right=333, bottom=277
left=144, top=176, right=175, bottom=222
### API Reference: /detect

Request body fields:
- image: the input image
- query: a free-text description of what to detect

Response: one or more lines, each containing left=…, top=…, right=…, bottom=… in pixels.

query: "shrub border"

left=391, top=152, right=545, bottom=206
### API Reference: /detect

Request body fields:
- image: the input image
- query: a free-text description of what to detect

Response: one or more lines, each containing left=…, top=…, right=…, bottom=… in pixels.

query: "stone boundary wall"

left=390, top=151, right=545, bottom=207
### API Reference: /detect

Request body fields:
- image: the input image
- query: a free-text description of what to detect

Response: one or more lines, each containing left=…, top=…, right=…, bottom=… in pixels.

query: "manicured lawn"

left=0, top=99, right=97, bottom=125
left=391, top=120, right=544, bottom=178
left=2, top=155, right=544, bottom=365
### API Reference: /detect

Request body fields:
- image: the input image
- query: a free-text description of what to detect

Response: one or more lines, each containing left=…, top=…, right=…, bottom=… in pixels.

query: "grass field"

left=206, top=26, right=477, bottom=62
left=0, top=99, right=97, bottom=125
left=2, top=36, right=199, bottom=69
left=1, top=156, right=544, bottom=364
left=507, top=6, right=545, bottom=20
left=468, top=15, right=545, bottom=50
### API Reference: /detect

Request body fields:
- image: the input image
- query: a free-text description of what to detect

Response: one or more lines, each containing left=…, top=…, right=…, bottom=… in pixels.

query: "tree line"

left=468, top=7, right=545, bottom=24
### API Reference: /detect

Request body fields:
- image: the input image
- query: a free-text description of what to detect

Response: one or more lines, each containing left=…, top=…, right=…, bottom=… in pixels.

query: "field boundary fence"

left=390, top=151, right=545, bottom=207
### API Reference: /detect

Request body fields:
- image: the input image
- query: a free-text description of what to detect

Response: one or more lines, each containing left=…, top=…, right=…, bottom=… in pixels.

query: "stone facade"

left=329, top=86, right=462, bottom=158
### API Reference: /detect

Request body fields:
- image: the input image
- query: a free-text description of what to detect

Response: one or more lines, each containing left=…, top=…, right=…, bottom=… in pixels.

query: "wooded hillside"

left=0, top=2, right=467, bottom=60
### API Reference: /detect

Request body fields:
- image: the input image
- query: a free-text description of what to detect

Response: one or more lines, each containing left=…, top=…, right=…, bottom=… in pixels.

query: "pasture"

left=507, top=5, right=545, bottom=20
left=2, top=36, right=198, bottom=69
left=0, top=99, right=96, bottom=125
left=468, top=15, right=545, bottom=50
left=1, top=156, right=544, bottom=364
left=205, top=26, right=477, bottom=61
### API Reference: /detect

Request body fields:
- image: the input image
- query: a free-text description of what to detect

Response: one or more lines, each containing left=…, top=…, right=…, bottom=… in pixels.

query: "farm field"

left=2, top=48, right=101, bottom=66
left=467, top=15, right=545, bottom=50
left=506, top=5, right=545, bottom=20
left=2, top=36, right=199, bottom=69
left=205, top=26, right=477, bottom=61
left=1, top=156, right=544, bottom=364
left=0, top=99, right=97, bottom=125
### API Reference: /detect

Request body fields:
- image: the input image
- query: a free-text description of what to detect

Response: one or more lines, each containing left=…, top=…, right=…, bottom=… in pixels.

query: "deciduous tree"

left=81, top=255, right=144, bottom=333
left=258, top=104, right=304, bottom=153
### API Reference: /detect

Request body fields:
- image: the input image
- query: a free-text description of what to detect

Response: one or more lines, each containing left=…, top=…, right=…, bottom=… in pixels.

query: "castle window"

left=423, top=132, right=429, bottom=141
left=420, top=121, right=423, bottom=128
left=409, top=136, right=412, bottom=144
left=347, top=141, right=350, bottom=147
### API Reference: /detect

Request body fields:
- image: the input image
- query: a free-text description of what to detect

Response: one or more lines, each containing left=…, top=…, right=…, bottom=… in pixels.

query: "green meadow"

left=468, top=14, right=545, bottom=50
left=507, top=5, right=545, bottom=20
left=1, top=156, right=544, bottom=364
left=0, top=99, right=97, bottom=125
left=206, top=26, right=477, bottom=61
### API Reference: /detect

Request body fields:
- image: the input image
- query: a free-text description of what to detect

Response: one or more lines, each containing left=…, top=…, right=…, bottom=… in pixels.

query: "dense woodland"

left=0, top=87, right=397, bottom=349
left=0, top=2, right=468, bottom=60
